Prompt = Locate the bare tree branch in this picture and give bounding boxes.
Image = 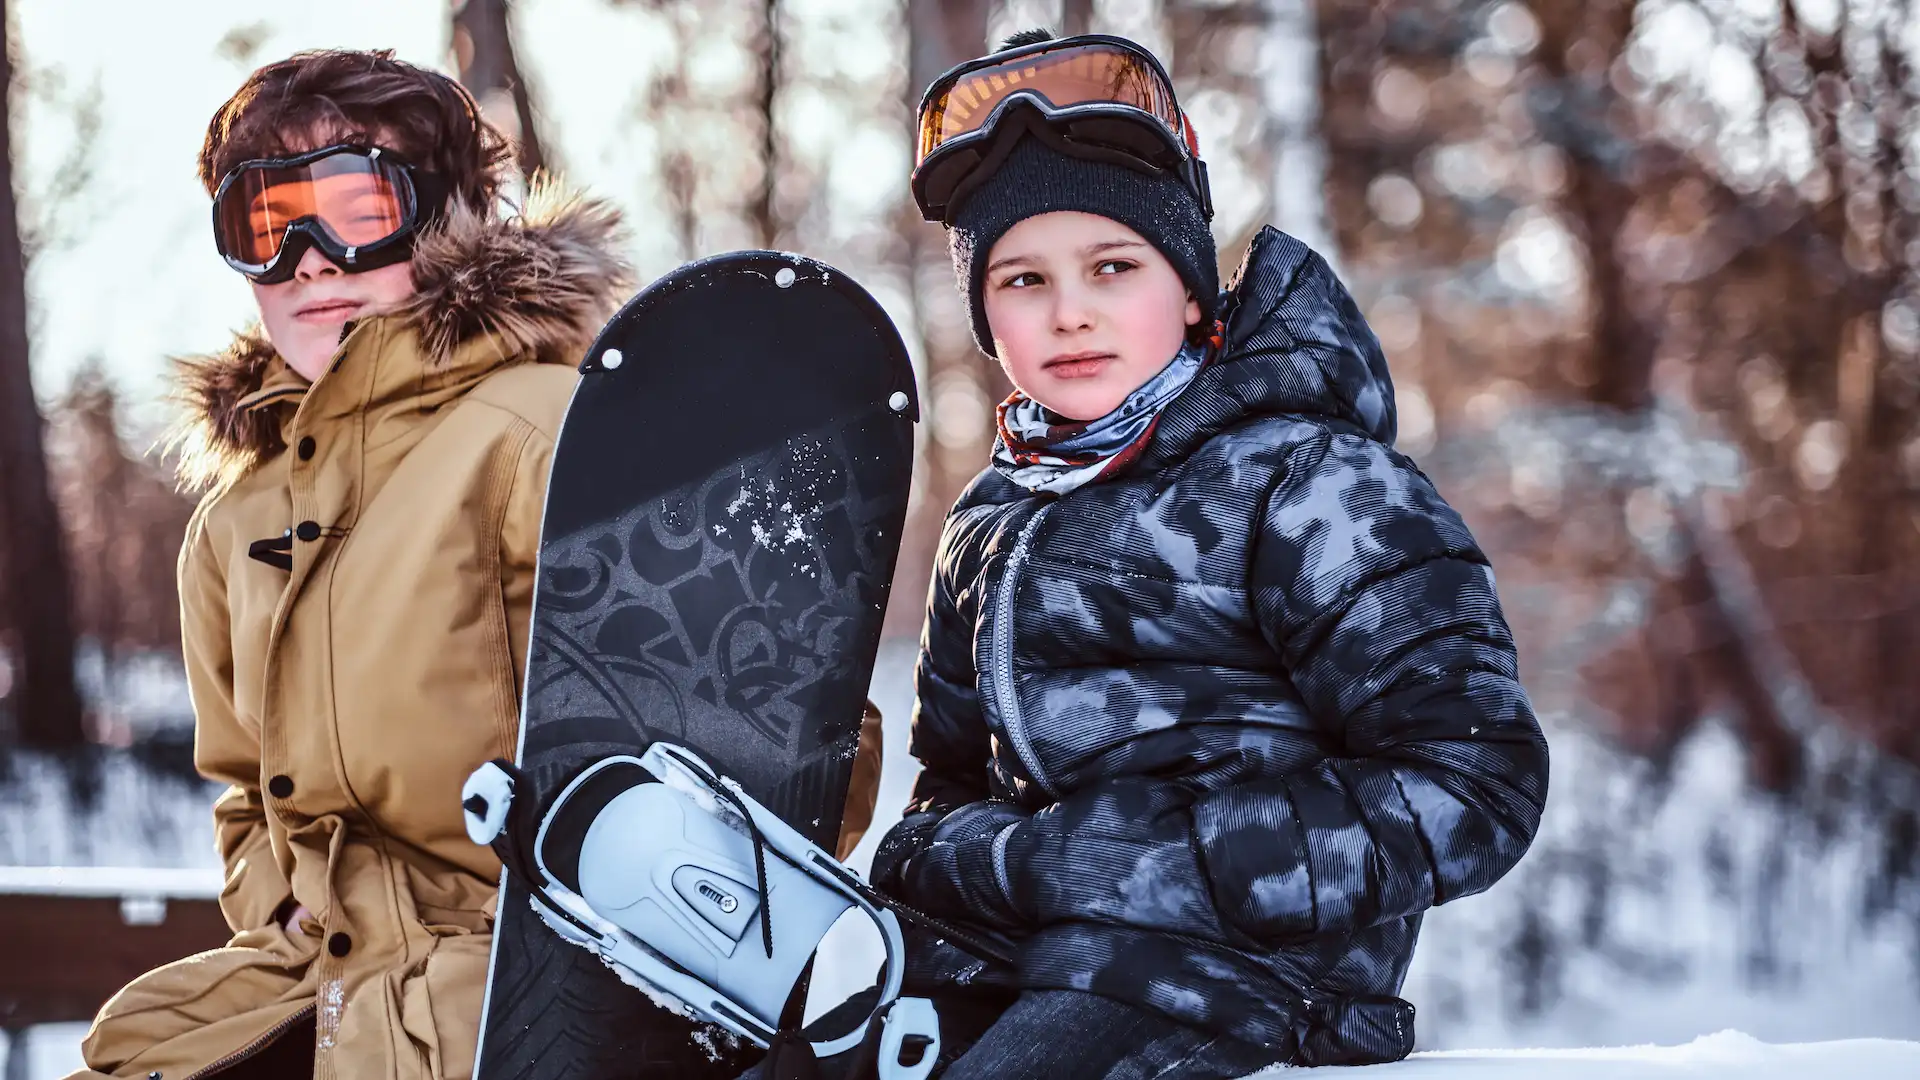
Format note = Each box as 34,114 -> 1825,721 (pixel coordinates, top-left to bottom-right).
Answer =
450,0 -> 549,179
1063,0 -> 1095,36
751,0 -> 782,248
0,0 -> 84,748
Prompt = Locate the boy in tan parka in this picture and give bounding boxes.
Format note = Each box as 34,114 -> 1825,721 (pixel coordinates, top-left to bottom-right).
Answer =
70,49 -> 883,1080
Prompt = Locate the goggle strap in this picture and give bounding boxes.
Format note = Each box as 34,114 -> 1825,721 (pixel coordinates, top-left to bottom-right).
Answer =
940,113 -> 1162,223
935,111 -> 1210,225
410,170 -> 450,224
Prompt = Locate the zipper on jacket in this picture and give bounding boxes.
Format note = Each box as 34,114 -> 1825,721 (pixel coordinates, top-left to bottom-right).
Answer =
992,505 -> 1058,799
180,1002 -> 317,1080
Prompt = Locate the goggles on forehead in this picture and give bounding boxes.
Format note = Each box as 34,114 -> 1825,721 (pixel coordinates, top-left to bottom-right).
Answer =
912,34 -> 1211,224
211,144 -> 443,284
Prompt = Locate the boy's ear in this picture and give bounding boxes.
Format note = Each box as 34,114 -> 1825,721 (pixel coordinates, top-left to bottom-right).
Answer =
1185,294 -> 1202,326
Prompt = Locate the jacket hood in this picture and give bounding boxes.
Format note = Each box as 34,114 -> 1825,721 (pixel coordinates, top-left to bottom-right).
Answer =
1144,226 -> 1397,466
170,181 -> 632,492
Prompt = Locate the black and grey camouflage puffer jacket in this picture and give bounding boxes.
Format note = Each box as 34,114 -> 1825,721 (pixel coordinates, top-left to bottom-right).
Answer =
871,226 -> 1549,1066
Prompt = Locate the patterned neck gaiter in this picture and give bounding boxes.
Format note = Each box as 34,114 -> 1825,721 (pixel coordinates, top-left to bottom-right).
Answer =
992,323 -> 1222,496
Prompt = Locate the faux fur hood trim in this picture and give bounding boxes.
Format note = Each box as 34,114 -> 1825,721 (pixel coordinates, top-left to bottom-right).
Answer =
399,181 -> 632,368
169,180 -> 632,493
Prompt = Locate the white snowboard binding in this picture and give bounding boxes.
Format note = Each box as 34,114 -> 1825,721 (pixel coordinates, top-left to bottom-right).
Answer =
463,744 -> 942,1079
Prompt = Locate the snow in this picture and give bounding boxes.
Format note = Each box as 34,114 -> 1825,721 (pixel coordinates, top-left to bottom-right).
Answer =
6,1026 -> 1915,1079
1401,719 -> 1920,1049
0,751 -> 222,870
0,864 -> 220,898
315,977 -> 345,1052
1,1027 -> 89,1080
1276,1031 -> 1920,1077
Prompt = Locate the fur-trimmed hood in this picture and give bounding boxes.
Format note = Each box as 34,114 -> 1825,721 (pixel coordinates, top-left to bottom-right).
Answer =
171,182 -> 632,491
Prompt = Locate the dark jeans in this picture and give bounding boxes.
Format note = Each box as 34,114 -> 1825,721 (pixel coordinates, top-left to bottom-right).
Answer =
204,1013 -> 316,1079
739,987 -> 1279,1080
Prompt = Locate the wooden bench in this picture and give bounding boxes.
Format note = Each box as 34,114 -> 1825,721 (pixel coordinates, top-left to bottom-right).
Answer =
0,866 -> 228,1030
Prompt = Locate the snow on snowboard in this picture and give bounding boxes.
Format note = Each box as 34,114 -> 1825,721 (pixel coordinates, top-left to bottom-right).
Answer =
463,251 -> 918,1079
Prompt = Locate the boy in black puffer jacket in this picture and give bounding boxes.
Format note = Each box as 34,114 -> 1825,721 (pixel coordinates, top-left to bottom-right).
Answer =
763,30 -> 1549,1080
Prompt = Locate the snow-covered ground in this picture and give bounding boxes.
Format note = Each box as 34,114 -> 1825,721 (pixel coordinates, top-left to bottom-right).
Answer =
1406,720 -> 1920,1048
6,641 -> 1919,1078
0,750 -> 222,870
8,1017 -> 1918,1078
1281,1031 -> 1920,1077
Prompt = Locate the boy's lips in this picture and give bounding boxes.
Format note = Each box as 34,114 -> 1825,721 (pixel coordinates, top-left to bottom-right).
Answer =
294,298 -> 364,322
1045,351 -> 1116,379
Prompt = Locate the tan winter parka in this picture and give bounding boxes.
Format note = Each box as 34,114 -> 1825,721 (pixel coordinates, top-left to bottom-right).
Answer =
71,190 -> 884,1080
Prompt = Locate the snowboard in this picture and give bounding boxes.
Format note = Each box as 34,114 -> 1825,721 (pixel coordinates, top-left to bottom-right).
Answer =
472,251 -> 918,1080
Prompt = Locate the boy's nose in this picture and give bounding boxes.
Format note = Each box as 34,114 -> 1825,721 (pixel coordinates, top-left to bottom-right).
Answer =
1052,286 -> 1096,333
293,243 -> 344,282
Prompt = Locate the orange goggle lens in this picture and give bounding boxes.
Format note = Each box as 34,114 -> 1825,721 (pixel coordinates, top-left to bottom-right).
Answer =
214,153 -> 413,268
916,42 -> 1185,164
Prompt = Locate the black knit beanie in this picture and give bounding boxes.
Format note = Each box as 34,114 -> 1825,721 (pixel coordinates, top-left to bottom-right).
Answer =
948,133 -> 1219,357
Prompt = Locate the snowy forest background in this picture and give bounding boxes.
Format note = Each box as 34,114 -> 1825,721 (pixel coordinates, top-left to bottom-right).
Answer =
1,0 -> 1918,1064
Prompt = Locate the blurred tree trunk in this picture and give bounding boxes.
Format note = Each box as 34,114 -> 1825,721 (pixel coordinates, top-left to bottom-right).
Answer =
64,368 -> 128,672
1259,0 -> 1336,261
1783,1 -> 1919,749
889,0 -> 993,636
908,0 -> 990,101
751,0 -> 782,248
42,366 -> 194,744
1530,0 -> 1652,412
0,0 -> 84,749
1531,0 -> 1803,785
450,0 -> 548,179
1167,0 -> 1325,265
1062,0 -> 1095,36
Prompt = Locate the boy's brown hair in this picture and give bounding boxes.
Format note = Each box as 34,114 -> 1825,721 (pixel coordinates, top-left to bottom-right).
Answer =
199,49 -> 512,214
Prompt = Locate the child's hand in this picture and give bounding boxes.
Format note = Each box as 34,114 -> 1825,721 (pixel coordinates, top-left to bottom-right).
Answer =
929,799 -> 1028,846
983,776 -> 1241,945
899,800 -> 1031,929
870,810 -> 944,894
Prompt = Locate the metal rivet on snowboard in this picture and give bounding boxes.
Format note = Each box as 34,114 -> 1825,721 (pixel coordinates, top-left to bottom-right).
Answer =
775,267 -> 797,288
601,348 -> 624,370
889,392 -> 909,412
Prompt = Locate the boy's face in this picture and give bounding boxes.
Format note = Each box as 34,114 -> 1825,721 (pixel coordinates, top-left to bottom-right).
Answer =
982,211 -> 1200,422
248,128 -> 418,383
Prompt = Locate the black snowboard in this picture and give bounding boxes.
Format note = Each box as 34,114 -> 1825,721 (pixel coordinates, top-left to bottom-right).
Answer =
473,251 -> 917,1080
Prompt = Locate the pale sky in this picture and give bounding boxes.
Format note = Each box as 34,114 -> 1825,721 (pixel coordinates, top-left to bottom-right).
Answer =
15,0 -> 911,434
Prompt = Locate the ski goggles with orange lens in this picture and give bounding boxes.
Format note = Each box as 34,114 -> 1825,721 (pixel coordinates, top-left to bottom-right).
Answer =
212,144 -> 443,284
912,34 -> 1210,224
